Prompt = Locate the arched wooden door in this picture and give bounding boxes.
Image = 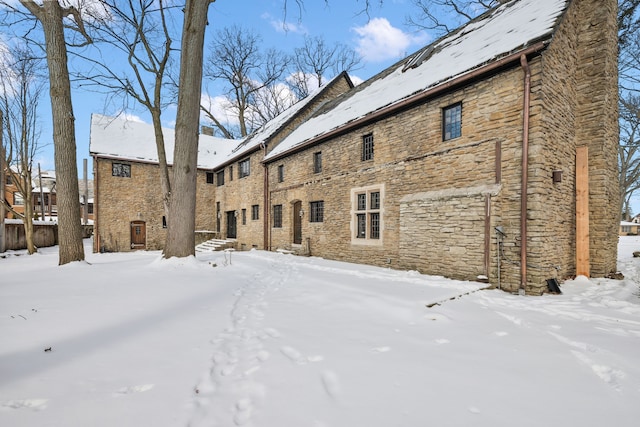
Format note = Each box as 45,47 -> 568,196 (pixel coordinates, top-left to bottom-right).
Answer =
130,221 -> 146,250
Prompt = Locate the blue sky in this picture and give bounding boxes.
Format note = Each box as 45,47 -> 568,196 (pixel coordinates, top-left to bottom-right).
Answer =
26,0 -> 432,178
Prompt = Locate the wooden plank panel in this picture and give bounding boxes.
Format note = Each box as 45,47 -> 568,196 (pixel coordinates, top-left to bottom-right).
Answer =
576,146 -> 590,277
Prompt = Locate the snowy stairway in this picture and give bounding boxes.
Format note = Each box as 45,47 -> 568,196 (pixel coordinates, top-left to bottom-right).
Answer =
195,239 -> 236,253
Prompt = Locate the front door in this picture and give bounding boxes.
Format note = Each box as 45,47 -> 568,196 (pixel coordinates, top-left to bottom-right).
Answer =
293,201 -> 302,245
130,221 -> 146,250
226,211 -> 237,239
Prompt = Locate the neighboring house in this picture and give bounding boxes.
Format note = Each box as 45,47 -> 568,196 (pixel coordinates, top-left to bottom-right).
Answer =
2,167 -> 57,220
620,221 -> 639,236
3,169 -> 24,219
90,0 -> 619,295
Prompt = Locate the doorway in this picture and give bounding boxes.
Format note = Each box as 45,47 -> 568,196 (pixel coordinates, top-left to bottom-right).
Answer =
293,201 -> 302,245
130,221 -> 146,250
226,211 -> 237,239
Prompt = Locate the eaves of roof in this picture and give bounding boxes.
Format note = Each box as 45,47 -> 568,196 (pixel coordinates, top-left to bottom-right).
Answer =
213,71 -> 355,172
263,40 -> 549,165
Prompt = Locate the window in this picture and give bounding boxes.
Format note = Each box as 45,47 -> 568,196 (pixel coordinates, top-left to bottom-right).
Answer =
313,152 -> 322,174
242,209 -> 247,225
252,204 -> 259,220
216,170 -> 225,186
239,159 -> 250,178
13,192 -> 24,206
206,172 -> 214,184
273,205 -> 283,228
310,201 -> 324,223
162,216 -> 167,228
352,185 -> 383,244
112,162 -> 131,178
362,133 -> 374,161
229,165 -> 234,181
88,203 -> 94,214
278,165 -> 284,182
443,102 -> 462,140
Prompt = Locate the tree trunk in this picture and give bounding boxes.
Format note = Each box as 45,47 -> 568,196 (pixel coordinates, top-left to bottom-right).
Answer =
39,1 -> 85,264
150,109 -> 171,217
163,0 -> 211,258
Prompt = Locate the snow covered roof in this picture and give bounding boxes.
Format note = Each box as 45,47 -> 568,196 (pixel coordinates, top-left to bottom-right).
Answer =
216,72 -> 353,167
89,73 -> 351,170
89,114 -> 239,169
265,0 -> 569,161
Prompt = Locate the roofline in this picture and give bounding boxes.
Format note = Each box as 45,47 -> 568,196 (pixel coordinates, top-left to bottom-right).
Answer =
90,153 -> 214,171
263,41 -> 549,164
214,71 -> 355,171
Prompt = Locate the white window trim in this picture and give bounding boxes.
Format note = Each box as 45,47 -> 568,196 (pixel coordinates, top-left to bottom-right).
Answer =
350,183 -> 384,246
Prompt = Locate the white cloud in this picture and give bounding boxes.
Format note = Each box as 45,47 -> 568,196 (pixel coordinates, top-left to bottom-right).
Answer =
261,12 -> 308,34
352,17 -> 429,63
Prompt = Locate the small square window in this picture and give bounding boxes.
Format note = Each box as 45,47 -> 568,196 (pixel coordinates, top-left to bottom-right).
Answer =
310,201 -> 324,222
443,103 -> 462,141
239,159 -> 250,178
313,152 -> 322,174
362,133 -> 374,161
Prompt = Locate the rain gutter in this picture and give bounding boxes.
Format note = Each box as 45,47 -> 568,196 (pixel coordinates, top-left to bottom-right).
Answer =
519,54 -> 531,293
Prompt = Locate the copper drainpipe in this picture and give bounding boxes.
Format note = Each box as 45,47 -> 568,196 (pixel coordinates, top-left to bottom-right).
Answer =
520,54 -> 531,293
261,143 -> 270,251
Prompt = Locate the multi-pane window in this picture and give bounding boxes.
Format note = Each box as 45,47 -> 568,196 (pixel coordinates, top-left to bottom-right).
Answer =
239,159 -> 250,178
112,162 -> 131,178
353,186 -> 382,243
13,192 -> 24,206
216,170 -> 225,186
273,205 -> 283,228
310,201 -> 324,223
252,204 -> 259,220
313,152 -> 322,173
443,102 -> 462,141
206,172 -> 214,184
242,209 -> 247,225
278,165 -> 284,182
362,133 -> 374,161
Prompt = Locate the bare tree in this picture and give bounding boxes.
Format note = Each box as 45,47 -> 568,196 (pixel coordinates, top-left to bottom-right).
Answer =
0,43 -> 46,254
163,0 -> 212,259
202,25 -> 291,138
619,94 -> 640,219
15,0 -> 91,264
79,0 -> 178,217
290,35 -> 360,99
406,0 -> 501,33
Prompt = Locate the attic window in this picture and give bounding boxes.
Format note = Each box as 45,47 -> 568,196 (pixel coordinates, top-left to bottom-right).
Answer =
112,162 -> 131,178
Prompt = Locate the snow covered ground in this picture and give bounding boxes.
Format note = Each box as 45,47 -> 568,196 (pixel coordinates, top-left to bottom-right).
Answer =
1,238 -> 639,427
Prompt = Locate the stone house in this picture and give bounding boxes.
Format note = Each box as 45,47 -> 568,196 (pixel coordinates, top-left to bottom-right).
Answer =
90,115 -> 237,252
90,0 -> 619,295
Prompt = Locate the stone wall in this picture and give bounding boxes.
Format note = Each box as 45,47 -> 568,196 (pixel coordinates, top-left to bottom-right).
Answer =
94,158 -> 216,252
213,74 -> 354,251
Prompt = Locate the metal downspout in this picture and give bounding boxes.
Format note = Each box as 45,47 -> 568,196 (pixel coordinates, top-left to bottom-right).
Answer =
261,143 -> 270,251
520,54 -> 531,293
